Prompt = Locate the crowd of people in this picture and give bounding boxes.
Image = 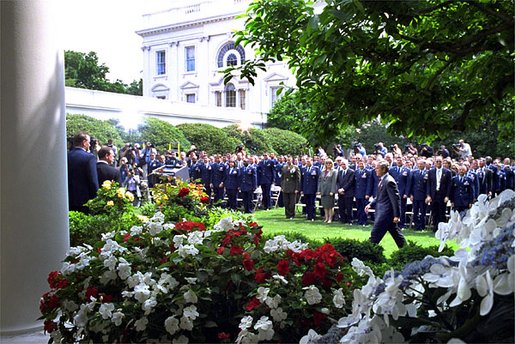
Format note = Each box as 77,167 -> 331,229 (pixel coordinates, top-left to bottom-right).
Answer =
68,132 -> 515,237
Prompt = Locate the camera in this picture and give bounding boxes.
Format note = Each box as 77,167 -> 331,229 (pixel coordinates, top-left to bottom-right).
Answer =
389,145 -> 395,151
374,143 -> 381,152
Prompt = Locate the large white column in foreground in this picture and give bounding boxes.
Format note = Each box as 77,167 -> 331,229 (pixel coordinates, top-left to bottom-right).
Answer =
1,0 -> 69,335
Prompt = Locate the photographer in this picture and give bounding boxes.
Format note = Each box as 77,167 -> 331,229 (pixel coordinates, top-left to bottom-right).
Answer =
419,143 -> 433,158
453,139 -> 472,160
374,142 -> 387,157
437,145 -> 450,159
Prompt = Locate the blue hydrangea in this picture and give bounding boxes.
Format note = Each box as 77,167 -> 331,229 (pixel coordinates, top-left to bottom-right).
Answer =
474,223 -> 515,270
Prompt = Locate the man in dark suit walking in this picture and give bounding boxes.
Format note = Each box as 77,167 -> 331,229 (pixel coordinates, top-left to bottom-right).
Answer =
365,160 -> 405,248
68,132 -> 99,213
426,156 -> 452,232
96,146 -> 121,186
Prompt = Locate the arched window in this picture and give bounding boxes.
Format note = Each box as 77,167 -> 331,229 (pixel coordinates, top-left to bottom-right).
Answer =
217,41 -> 245,68
225,83 -> 236,107
226,53 -> 238,66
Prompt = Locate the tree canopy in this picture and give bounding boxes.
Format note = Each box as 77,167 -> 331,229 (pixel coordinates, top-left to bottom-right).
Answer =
65,51 -> 142,95
229,0 -> 514,143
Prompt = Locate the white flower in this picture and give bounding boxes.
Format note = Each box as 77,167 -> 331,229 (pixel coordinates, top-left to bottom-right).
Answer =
100,270 -> 117,284
183,305 -> 199,320
165,316 -> 180,335
180,316 -> 194,331
185,277 -> 197,285
239,315 -> 254,330
62,300 -> 78,312
158,272 -> 179,292
422,263 -> 456,288
304,285 -> 322,305
214,217 -> 234,231
449,262 -> 472,307
177,244 -> 199,258
147,221 -> 163,236
236,329 -> 257,344
117,258 -> 132,280
270,307 -> 287,322
134,317 -> 148,331
476,270 -> 494,316
272,274 -> 288,284
99,303 -> 115,319
100,239 -> 126,257
183,289 -> 198,303
381,325 -> 405,343
134,283 -> 151,303
130,225 -> 143,236
173,234 -> 187,247
150,211 -> 165,223
254,316 -> 274,341
351,258 -> 374,277
187,231 -> 205,245
265,294 -> 281,309
142,298 -> 157,314
493,254 -> 515,295
101,231 -> 115,241
299,329 -> 321,344
256,287 -> 270,303
333,288 -> 346,308
112,311 -> 124,326
103,255 -> 118,271
73,304 -> 90,328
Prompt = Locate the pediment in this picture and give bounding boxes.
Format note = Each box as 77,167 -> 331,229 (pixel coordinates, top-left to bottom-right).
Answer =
263,72 -> 288,82
180,81 -> 199,89
151,83 -> 170,92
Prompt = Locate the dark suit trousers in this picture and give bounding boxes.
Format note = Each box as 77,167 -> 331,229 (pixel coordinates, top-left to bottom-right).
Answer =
355,198 -> 367,225
412,199 -> 426,230
338,196 -> 353,223
283,192 -> 296,218
261,183 -> 272,209
226,188 -> 238,210
431,192 -> 447,231
304,194 -> 316,220
213,186 -> 225,204
399,197 -> 407,228
241,190 -> 254,213
370,217 -> 405,248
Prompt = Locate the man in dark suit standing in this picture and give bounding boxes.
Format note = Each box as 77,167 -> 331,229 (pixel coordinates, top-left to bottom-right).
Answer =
301,157 -> 319,221
68,132 -> 99,213
96,146 -> 121,185
336,159 -> 355,224
281,156 -> 301,219
257,153 -> 276,210
365,160 -> 405,248
426,156 -> 452,232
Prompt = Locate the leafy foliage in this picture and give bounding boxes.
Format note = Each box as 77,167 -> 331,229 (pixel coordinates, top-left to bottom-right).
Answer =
176,123 -> 240,155
229,0 -> 514,144
66,114 -> 123,147
137,117 -> 190,154
330,238 -> 387,264
65,51 -> 142,95
388,241 -> 454,271
262,127 -> 309,156
224,124 -> 275,155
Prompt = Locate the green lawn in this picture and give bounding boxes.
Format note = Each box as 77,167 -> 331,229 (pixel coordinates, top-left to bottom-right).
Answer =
253,208 -> 445,258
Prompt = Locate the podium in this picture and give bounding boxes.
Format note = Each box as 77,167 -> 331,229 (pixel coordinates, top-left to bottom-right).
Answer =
159,165 -> 190,182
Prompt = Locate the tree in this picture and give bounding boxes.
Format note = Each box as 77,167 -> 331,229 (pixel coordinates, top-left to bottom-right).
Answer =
224,125 -> 275,155
65,51 -> 142,95
262,128 -> 309,156
176,123 -> 240,155
228,0 -> 514,144
66,114 -> 124,148
266,90 -> 313,132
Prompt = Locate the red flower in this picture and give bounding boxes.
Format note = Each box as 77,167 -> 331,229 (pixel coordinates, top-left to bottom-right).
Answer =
218,332 -> 231,340
85,287 -> 98,301
40,292 -> 60,313
217,246 -> 225,255
245,297 -> 261,311
255,268 -> 268,283
47,271 -> 68,289
200,196 -> 210,204
243,258 -> 255,271
253,229 -> 263,245
123,233 -> 131,242
43,320 -> 57,333
313,311 -> 327,328
230,245 -> 243,256
277,259 -> 290,276
314,262 -> 327,280
178,187 -> 190,197
101,294 -> 113,303
302,271 -> 317,286
175,221 -> 206,231
336,272 -> 344,283
249,221 -> 259,228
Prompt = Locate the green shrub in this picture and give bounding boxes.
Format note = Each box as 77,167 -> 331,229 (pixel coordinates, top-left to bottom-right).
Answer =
138,117 -> 190,154
66,113 -> 124,148
176,123 -> 240,155
262,127 -> 309,156
224,125 -> 275,155
388,241 -> 455,271
329,238 -> 387,264
262,231 -> 321,248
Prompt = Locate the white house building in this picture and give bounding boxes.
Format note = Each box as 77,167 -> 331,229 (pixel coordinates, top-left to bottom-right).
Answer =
135,0 -> 296,127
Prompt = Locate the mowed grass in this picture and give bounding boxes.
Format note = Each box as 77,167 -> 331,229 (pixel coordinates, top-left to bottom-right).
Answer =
253,207 -> 446,258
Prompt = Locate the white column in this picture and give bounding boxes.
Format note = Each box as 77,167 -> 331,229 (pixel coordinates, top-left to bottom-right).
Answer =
1,0 -> 69,335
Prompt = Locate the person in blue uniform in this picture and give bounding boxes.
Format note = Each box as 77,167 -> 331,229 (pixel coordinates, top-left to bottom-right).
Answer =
450,165 -> 474,218
354,159 -> 372,226
189,155 -> 202,182
485,156 -> 499,195
477,158 -> 493,197
281,156 -> 301,219
147,152 -> 163,188
426,156 -> 452,232
198,155 -> 213,202
257,153 -> 276,210
389,156 -> 411,229
274,156 -> 285,207
409,159 -> 429,230
301,157 -> 319,221
211,155 -> 226,205
225,160 -> 240,210
336,159 -> 355,224
239,157 -> 257,213
502,158 -> 514,191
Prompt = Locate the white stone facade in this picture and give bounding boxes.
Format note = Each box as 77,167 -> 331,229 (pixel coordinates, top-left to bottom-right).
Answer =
136,0 -> 295,126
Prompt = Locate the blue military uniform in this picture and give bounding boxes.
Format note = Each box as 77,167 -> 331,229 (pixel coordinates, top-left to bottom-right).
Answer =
301,165 -> 319,220
450,175 -> 474,217
389,165 -> 412,229
239,164 -> 257,213
354,167 -> 372,225
257,159 -> 276,209
225,166 -> 240,210
466,169 -> 479,201
409,168 -> 428,230
211,162 -> 227,204
189,161 -> 202,182
198,161 -> 213,201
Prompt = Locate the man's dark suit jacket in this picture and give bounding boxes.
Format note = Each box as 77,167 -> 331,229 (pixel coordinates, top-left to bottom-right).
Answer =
426,167 -> 452,200
373,173 -> 400,221
97,161 -> 121,185
68,147 -> 99,212
336,168 -> 355,197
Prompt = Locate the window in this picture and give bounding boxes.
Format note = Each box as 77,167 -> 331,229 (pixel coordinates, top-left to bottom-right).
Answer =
185,46 -> 195,72
227,53 -> 238,66
186,94 -> 196,103
225,83 -> 236,107
156,96 -> 166,100
239,90 -> 246,110
156,50 -> 166,75
215,91 -> 222,107
270,86 -> 281,108
217,41 -> 245,68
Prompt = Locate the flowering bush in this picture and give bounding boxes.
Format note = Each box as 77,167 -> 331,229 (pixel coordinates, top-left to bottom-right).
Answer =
307,189 -> 515,343
152,179 -> 209,222
86,181 -> 135,215
40,213 -> 360,343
